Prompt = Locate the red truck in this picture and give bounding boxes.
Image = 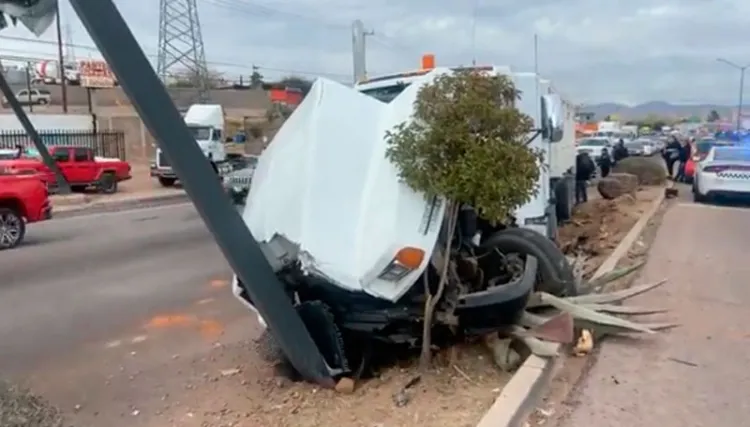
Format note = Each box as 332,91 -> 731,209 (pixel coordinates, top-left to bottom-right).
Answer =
0,173 -> 52,250
0,146 -> 131,193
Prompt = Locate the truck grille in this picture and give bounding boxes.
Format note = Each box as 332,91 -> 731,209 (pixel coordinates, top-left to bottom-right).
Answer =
158,151 -> 170,167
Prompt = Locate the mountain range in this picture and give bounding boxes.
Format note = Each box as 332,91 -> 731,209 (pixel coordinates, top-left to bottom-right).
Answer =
582,102 -> 744,121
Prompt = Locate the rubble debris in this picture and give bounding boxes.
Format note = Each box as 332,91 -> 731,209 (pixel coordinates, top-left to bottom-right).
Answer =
0,380 -> 67,427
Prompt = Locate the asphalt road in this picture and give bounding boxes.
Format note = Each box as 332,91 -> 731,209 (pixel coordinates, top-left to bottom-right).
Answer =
0,203 -> 250,377
558,187 -> 750,427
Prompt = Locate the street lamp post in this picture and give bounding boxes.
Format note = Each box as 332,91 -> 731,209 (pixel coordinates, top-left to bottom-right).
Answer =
717,58 -> 749,131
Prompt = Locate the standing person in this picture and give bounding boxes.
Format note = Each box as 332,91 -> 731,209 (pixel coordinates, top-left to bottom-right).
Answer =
575,151 -> 596,205
612,139 -> 629,164
675,138 -> 692,182
663,136 -> 681,179
598,147 -> 612,178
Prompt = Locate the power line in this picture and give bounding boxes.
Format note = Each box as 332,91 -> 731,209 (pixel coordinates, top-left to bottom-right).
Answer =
0,34 -> 349,78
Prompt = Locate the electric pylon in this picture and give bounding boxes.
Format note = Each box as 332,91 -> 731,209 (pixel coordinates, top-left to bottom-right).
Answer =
156,0 -> 210,102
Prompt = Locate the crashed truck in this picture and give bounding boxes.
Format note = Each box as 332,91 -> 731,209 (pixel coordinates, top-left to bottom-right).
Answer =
231,65 -> 577,376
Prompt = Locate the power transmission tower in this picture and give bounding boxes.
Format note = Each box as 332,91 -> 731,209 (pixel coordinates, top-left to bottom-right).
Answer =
157,0 -> 210,102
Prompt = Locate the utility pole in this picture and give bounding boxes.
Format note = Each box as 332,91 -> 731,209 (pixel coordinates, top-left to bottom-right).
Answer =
55,1 -> 68,113
351,20 -> 374,84
717,58 -> 749,131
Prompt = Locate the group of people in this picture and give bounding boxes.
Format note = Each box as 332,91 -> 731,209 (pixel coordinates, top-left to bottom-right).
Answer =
661,135 -> 692,182
574,139 -> 630,204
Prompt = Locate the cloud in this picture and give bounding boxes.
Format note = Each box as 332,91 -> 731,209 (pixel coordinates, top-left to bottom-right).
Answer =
1,0 -> 749,105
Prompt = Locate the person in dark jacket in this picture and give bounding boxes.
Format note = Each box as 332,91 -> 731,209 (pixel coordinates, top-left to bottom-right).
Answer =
663,136 -> 681,179
597,148 -> 612,178
575,151 -> 596,204
612,139 -> 629,163
675,139 -> 693,182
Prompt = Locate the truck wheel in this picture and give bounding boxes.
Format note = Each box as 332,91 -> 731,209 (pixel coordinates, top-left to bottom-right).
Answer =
0,207 -> 26,250
158,177 -> 177,187
482,227 -> 577,296
99,172 -> 118,194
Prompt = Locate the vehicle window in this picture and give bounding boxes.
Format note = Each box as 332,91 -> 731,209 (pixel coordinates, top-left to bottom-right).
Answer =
213,129 -> 222,141
52,149 -> 70,162
38,89 -> 51,95
187,126 -> 212,141
247,156 -> 258,168
73,147 -> 90,161
696,141 -> 715,155
359,82 -> 410,103
17,90 -> 27,96
714,148 -> 750,162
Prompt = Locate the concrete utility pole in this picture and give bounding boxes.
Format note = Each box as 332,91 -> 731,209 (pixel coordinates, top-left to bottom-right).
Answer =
351,20 -> 374,84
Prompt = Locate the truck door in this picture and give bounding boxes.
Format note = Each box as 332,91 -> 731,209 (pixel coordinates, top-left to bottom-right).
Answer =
51,148 -> 74,182
72,147 -> 97,183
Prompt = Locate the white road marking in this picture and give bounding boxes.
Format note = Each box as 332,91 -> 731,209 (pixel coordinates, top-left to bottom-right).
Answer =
130,335 -> 148,344
104,340 -> 122,348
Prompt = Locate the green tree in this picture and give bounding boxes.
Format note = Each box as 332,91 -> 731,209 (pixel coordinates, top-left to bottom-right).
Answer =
385,70 -> 543,369
707,109 -> 721,122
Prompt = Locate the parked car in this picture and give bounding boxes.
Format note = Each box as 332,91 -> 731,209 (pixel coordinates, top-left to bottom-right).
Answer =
576,137 -> 610,161
223,155 -> 259,205
693,146 -> 750,203
0,172 -> 52,249
1,88 -> 52,106
0,146 -> 131,193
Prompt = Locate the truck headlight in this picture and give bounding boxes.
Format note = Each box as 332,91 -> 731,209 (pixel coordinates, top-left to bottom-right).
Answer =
378,247 -> 425,281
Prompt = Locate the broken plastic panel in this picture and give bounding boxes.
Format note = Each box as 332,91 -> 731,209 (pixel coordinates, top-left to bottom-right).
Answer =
60,0 -> 335,385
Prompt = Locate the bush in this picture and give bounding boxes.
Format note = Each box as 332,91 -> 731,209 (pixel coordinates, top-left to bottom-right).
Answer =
613,157 -> 667,185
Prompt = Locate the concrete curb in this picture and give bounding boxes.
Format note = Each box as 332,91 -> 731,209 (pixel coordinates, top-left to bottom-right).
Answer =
476,189 -> 667,427
53,192 -> 188,217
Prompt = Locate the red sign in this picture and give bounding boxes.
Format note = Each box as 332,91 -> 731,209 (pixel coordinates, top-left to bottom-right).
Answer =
79,59 -> 115,88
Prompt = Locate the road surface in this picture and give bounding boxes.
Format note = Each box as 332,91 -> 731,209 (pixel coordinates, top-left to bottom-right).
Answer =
0,203 -> 263,425
557,194 -> 750,427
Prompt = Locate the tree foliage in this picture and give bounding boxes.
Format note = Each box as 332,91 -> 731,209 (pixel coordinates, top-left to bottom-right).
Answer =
385,70 -> 543,224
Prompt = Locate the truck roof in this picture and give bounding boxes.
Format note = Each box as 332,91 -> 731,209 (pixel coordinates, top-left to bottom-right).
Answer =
355,65 -> 513,91
184,104 -> 224,127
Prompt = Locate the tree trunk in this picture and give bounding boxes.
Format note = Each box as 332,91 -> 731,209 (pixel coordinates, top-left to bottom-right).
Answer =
419,202 -> 459,371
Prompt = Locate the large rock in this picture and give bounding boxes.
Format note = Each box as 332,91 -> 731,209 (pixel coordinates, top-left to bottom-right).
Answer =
613,157 -> 667,185
597,173 -> 638,199
609,172 -> 638,194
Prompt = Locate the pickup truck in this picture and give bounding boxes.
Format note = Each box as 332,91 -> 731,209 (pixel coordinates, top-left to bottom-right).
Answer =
0,146 -> 131,193
0,173 -> 52,250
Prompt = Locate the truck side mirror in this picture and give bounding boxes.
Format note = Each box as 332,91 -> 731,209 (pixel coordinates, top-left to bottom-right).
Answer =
541,94 -> 564,143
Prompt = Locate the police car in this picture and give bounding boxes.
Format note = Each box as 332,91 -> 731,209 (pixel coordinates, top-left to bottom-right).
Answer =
693,145 -> 750,203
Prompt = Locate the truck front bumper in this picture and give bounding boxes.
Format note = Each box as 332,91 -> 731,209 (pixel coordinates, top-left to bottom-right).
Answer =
152,167 -> 177,179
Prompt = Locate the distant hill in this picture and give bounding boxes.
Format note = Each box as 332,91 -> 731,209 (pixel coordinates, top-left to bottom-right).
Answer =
582,102 -> 744,121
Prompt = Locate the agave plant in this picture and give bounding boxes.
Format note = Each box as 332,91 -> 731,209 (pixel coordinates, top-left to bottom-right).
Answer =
487,261 -> 678,371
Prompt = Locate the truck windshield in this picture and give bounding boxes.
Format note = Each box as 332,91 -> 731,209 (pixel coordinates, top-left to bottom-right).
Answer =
358,82 -> 410,103
188,126 -> 212,141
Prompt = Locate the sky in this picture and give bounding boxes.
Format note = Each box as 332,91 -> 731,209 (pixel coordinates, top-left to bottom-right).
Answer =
1,0 -> 750,105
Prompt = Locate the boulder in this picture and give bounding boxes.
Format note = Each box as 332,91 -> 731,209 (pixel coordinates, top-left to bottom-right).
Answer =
608,172 -> 638,194
597,177 -> 624,200
613,157 -> 667,185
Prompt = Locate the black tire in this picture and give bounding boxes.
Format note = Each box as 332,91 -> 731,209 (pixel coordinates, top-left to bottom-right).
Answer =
158,177 -> 177,187
482,227 -> 577,296
99,172 -> 118,194
554,179 -> 572,222
0,207 -> 26,250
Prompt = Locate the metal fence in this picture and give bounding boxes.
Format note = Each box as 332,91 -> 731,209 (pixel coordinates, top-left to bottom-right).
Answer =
0,129 -> 126,159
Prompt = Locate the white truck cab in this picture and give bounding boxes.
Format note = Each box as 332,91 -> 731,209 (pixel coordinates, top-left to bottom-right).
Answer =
353,63 -> 573,239
152,104 -> 227,186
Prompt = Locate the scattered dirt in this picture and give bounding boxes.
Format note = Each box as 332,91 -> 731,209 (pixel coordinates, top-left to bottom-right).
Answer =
133,342 -> 511,427
527,190 -> 673,427
557,186 -> 662,278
